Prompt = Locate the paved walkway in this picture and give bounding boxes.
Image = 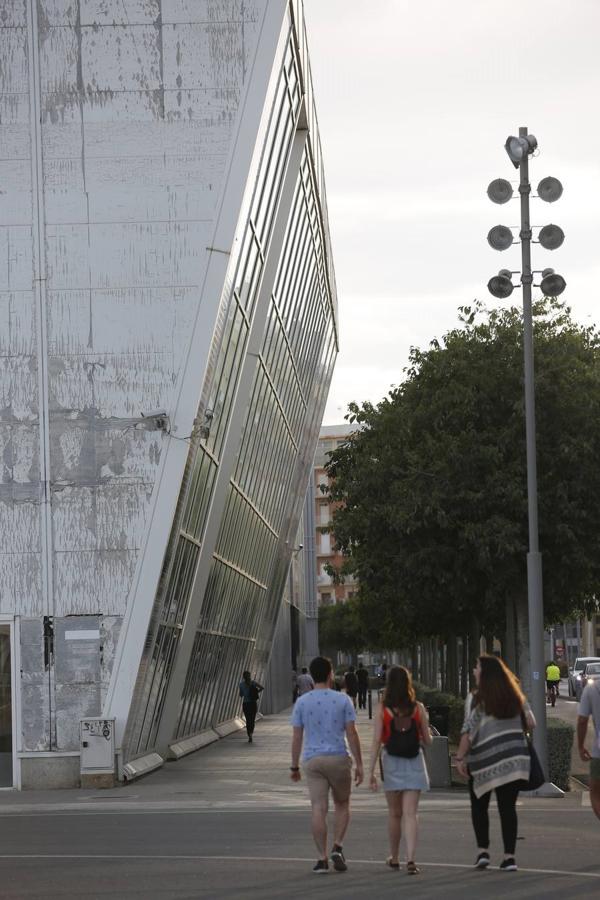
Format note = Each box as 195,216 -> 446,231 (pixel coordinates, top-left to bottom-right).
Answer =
0,706 -> 384,814
0,699 -> 587,814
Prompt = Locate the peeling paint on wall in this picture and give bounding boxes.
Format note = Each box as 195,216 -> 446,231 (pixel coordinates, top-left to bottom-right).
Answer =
2,0 -> 265,760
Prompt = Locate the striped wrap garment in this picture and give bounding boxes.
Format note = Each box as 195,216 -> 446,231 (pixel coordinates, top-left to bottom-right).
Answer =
464,705 -> 530,798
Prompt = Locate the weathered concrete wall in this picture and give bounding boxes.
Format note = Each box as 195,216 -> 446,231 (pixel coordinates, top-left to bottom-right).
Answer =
1,0 -> 265,768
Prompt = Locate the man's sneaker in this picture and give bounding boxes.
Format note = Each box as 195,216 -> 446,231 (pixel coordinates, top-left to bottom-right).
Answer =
475,852 -> 490,868
313,859 -> 329,874
499,858 -> 518,871
330,846 -> 347,872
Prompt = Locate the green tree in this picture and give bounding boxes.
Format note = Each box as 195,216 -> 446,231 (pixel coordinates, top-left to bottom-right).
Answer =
325,299 -> 600,686
318,599 -> 366,661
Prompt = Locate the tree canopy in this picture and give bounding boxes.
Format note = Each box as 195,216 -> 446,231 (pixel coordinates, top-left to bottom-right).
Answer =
317,599 -> 365,660
324,299 -> 600,656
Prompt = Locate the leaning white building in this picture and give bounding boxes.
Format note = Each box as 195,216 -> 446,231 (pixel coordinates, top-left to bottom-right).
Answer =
0,0 -> 337,788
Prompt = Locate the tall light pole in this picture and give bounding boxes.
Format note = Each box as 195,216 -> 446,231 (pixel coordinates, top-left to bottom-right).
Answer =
487,128 -> 566,778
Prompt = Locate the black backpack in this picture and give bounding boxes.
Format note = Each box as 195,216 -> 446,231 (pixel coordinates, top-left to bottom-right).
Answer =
385,706 -> 420,758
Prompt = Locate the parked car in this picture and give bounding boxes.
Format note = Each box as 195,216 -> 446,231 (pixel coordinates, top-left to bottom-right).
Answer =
575,661 -> 600,701
568,656 -> 600,698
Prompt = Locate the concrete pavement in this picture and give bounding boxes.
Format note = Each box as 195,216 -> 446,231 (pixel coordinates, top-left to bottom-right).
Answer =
0,705 -> 599,898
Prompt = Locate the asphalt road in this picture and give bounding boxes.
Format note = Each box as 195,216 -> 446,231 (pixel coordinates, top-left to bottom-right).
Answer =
1,799 -> 599,899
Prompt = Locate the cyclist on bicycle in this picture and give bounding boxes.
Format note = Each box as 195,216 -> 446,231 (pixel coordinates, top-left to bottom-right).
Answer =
546,661 -> 561,705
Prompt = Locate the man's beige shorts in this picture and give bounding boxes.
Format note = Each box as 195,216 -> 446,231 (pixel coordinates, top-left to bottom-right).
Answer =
303,755 -> 352,805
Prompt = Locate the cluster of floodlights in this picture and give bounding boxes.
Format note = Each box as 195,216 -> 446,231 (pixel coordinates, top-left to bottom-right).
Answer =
486,134 -> 566,300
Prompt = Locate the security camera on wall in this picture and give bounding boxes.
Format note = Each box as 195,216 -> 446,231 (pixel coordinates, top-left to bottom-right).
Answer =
140,410 -> 170,432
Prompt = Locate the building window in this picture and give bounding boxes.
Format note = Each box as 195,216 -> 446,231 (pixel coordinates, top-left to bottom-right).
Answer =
320,592 -> 332,605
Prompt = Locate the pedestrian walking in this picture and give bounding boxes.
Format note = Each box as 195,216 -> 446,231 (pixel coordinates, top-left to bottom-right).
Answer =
368,665 -> 432,874
239,670 -> 263,743
455,654 -> 536,872
344,665 -> 359,709
290,656 -> 364,873
356,660 -> 369,710
577,676 -> 600,821
296,666 -> 314,696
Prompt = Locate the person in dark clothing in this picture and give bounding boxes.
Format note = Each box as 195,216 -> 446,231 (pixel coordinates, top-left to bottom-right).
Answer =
356,661 -> 369,710
344,666 -> 359,709
239,670 -> 263,743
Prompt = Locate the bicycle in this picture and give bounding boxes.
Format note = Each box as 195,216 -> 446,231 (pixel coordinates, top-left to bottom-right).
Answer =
547,682 -> 558,707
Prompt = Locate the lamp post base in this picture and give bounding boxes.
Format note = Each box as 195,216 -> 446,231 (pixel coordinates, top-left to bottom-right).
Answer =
521,781 -> 564,798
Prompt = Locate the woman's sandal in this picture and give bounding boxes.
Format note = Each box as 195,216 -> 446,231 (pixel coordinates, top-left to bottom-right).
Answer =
386,857 -> 400,869
406,861 -> 421,875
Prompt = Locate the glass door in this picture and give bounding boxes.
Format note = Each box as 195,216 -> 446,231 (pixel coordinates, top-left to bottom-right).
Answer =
0,625 -> 13,787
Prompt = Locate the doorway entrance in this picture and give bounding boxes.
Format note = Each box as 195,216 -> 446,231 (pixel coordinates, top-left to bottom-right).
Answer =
0,624 -> 13,787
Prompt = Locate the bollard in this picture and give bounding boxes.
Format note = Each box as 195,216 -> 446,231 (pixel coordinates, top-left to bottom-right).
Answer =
368,689 -> 373,719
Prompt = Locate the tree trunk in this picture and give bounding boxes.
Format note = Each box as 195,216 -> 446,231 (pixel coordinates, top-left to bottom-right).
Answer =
423,640 -> 430,686
468,619 -> 480,691
411,644 -> 419,680
515,595 -> 531,696
503,596 -> 517,672
440,641 -> 446,693
424,638 -> 434,687
446,635 -> 458,696
460,635 -> 468,698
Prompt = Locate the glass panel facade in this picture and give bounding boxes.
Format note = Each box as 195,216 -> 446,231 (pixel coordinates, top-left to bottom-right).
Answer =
123,5 -> 338,760
175,144 -> 337,740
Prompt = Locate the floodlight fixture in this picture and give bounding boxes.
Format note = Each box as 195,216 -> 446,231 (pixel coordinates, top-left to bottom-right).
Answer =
540,268 -> 566,297
537,176 -> 563,203
487,225 -> 514,251
505,133 -> 538,168
488,270 -> 514,299
487,178 -> 514,204
538,224 -> 565,251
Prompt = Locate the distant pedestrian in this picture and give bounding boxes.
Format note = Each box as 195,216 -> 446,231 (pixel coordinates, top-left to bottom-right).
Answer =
292,668 -> 299,703
290,656 -> 364,873
455,655 -> 536,872
577,676 -> 600,820
356,660 -> 369,710
239,670 -> 263,743
344,665 -> 358,709
296,666 -> 314,696
368,665 -> 432,874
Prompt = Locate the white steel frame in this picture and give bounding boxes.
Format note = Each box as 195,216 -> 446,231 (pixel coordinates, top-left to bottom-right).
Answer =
104,1 -> 290,763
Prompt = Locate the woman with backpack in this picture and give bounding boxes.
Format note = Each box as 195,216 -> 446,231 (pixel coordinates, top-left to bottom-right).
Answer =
455,655 -> 536,872
239,671 -> 263,743
368,665 -> 432,874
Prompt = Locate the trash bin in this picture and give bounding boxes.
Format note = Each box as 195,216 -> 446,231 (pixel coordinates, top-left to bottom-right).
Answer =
427,705 -> 450,737
425,736 -> 452,788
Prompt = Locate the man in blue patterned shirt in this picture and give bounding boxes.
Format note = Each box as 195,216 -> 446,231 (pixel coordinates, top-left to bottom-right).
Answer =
290,656 -> 363,873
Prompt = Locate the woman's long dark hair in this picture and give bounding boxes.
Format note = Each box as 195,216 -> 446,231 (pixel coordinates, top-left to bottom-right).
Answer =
383,665 -> 416,712
475,654 -> 525,718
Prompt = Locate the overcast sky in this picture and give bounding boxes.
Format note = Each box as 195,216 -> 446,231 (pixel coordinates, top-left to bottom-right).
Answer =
303,0 -> 600,425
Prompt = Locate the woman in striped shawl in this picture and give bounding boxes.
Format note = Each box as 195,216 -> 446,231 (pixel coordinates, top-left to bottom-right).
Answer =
455,655 -> 536,872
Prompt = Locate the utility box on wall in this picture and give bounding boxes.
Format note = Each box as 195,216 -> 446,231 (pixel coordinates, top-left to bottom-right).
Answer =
80,718 -> 116,788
